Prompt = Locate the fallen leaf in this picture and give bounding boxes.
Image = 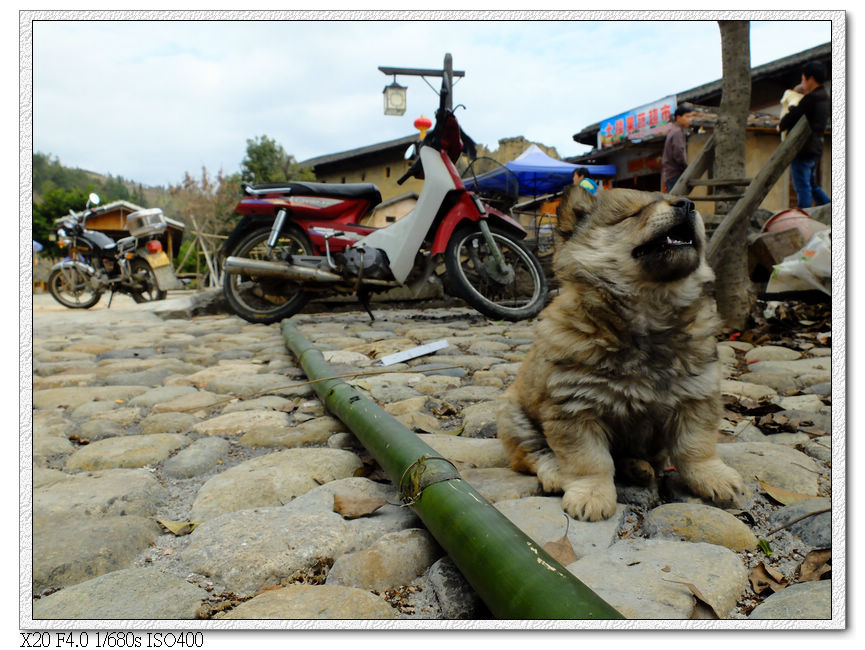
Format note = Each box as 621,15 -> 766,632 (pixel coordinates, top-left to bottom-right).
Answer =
156,519 -> 201,536
333,493 -> 388,519
431,402 -> 459,418
543,534 -> 578,566
749,562 -> 788,594
664,579 -> 721,619
745,403 -> 784,416
758,480 -> 815,505
799,548 -> 831,582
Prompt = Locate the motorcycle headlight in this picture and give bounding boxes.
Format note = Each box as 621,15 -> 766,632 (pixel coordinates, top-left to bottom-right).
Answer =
56,228 -> 67,238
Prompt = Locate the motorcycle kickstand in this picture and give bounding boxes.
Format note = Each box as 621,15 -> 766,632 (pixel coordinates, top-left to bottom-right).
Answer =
106,289 -> 116,309
358,289 -> 376,322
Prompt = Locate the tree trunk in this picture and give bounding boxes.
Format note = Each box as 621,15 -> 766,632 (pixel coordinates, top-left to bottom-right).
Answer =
712,20 -> 752,330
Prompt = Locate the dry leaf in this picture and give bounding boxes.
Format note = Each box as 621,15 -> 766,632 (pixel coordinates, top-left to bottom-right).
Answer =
758,480 -> 816,505
542,535 -> 578,566
799,548 -> 831,582
156,519 -> 200,536
749,562 -> 788,594
664,579 -> 721,619
333,493 -> 388,519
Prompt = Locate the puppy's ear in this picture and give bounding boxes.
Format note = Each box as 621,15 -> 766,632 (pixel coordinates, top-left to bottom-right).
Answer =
556,184 -> 596,237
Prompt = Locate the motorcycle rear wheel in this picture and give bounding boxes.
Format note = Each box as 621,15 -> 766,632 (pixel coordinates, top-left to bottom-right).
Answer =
48,265 -> 102,309
129,259 -> 168,303
444,224 -> 548,321
222,226 -> 313,324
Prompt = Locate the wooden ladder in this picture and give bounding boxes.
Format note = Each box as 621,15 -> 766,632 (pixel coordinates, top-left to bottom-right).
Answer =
669,116 -> 811,266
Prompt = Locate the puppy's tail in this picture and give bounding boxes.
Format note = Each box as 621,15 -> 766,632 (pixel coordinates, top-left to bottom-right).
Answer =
497,396 -> 552,474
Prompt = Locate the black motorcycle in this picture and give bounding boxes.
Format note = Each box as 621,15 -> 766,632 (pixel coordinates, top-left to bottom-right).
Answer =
47,193 -> 182,309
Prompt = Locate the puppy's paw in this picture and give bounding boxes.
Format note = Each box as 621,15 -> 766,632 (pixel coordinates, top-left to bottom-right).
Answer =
535,454 -> 568,493
615,457 -> 656,487
561,476 -> 618,521
679,458 -> 745,506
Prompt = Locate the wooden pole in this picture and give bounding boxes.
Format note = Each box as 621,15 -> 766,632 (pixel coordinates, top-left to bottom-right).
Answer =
189,215 -> 219,287
670,133 -> 716,196
706,116 -> 811,265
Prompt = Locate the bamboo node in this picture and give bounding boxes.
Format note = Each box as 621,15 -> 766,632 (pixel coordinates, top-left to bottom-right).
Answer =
398,455 -> 459,506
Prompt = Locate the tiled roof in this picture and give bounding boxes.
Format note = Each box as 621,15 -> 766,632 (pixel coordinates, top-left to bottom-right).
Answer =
299,135 -> 418,169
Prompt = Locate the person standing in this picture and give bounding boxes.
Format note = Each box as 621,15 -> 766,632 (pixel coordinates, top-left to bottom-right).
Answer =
778,61 -> 830,208
661,106 -> 693,193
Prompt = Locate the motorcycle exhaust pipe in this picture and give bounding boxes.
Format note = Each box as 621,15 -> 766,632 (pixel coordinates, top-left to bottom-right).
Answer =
224,256 -> 401,288
224,256 -> 342,283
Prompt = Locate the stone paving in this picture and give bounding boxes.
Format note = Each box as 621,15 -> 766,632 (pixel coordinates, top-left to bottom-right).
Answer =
27,291 -> 835,623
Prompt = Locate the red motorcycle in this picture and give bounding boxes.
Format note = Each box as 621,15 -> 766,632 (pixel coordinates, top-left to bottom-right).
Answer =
220,72 -> 547,324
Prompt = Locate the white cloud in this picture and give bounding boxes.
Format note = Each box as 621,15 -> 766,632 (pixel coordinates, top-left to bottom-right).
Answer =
29,16 -> 833,186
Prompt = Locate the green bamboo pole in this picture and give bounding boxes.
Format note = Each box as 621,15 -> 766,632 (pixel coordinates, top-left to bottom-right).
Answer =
281,320 -> 623,620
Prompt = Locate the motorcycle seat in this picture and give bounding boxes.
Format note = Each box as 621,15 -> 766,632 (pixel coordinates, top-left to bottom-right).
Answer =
243,181 -> 382,208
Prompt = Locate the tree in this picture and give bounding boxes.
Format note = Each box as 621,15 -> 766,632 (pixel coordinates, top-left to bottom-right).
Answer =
32,187 -> 90,255
241,135 -> 315,184
167,166 -> 242,237
241,135 -> 288,183
711,20 -> 752,330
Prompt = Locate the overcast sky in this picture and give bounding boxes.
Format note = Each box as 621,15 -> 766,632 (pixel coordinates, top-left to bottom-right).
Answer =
29,13 -> 835,188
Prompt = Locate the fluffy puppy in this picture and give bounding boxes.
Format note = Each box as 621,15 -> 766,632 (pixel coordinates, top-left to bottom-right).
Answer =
497,186 -> 744,521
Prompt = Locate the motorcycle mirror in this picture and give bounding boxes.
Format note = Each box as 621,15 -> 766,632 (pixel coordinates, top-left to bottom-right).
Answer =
88,193 -> 101,207
404,144 -> 415,160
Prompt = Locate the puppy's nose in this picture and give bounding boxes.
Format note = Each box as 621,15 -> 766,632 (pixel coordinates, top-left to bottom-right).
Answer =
672,199 -> 695,215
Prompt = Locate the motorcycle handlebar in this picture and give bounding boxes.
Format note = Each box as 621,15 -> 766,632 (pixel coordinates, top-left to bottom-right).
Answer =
396,157 -> 421,185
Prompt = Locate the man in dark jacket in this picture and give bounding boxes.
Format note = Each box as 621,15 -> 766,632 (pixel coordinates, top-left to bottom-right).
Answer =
662,106 -> 693,193
778,61 -> 830,208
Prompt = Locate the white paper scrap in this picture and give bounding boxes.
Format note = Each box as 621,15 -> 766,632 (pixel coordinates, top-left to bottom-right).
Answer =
376,339 -> 449,366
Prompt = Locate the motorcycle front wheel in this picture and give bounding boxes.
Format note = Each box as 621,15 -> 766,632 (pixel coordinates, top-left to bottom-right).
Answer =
444,224 -> 548,321
222,226 -> 313,325
47,265 -> 101,309
129,258 -> 168,303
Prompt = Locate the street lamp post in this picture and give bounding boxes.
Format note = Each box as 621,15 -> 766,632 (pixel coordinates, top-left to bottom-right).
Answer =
378,53 -> 464,114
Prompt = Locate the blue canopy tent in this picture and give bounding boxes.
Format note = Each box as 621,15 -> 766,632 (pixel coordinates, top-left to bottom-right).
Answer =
463,144 -> 616,197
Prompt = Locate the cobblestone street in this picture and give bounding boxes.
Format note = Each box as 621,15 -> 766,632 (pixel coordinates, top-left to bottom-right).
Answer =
27,290 -> 834,623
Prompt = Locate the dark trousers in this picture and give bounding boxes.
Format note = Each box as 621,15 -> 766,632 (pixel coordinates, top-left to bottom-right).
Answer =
664,174 -> 681,194
791,154 -> 830,208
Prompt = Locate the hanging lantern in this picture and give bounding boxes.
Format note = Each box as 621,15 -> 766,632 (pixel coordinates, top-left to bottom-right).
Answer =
413,115 -> 433,139
382,78 -> 407,116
